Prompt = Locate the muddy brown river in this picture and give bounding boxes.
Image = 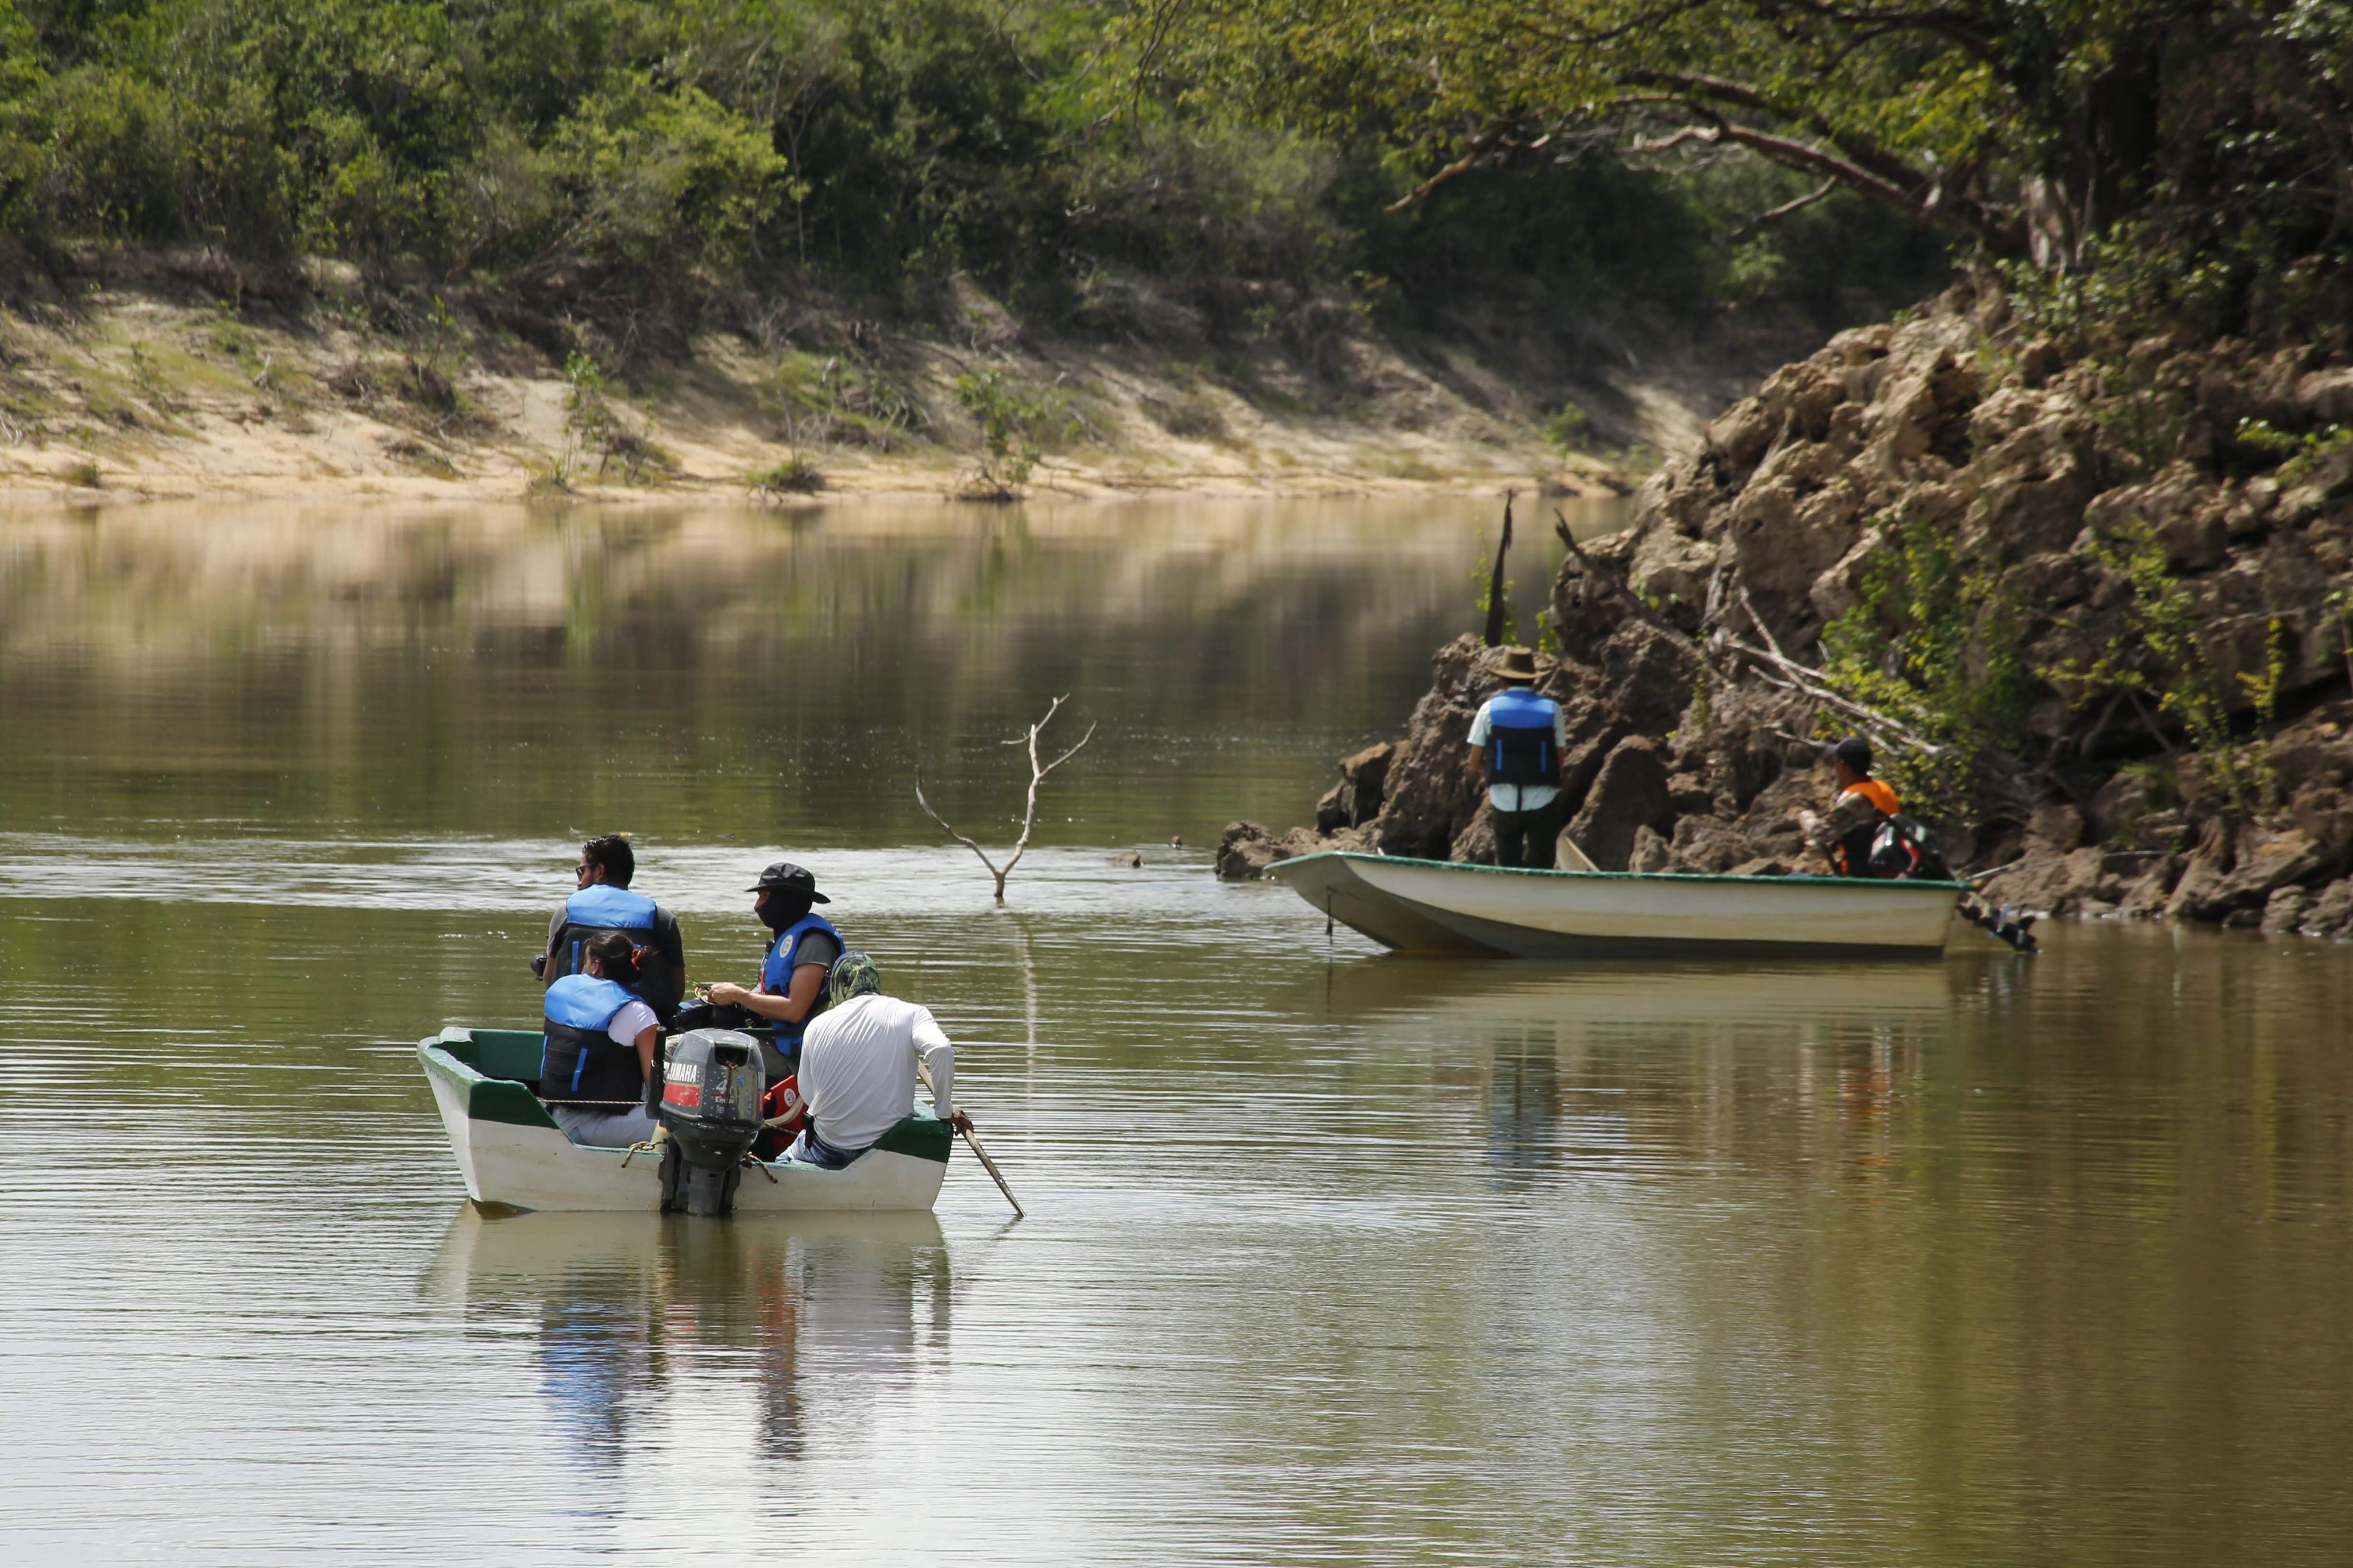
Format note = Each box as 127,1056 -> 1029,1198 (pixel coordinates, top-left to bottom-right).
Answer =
0,499 -> 2347,1565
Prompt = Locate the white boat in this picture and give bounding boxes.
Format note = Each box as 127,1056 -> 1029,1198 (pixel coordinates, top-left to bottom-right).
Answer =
1267,851 -> 1962,957
418,1026 -> 951,1213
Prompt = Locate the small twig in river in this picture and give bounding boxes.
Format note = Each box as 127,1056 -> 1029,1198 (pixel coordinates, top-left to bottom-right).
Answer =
915,695 -> 1097,905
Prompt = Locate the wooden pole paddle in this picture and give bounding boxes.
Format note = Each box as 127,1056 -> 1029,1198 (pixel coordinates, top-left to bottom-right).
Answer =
920,1060 -> 1024,1218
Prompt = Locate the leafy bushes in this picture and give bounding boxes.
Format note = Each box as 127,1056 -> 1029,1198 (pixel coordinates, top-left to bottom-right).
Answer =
506,76 -> 786,304
953,369 -> 1074,496
0,0 -> 1954,339
1819,510 -> 2034,824
2054,519 -> 2284,819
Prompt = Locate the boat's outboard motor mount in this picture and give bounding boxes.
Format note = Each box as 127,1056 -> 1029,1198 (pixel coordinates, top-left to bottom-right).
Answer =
669,998 -> 794,1083
656,1028 -> 766,1216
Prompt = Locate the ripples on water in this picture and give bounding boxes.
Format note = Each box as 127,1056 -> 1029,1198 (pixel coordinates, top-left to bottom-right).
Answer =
2,504 -> 2350,1564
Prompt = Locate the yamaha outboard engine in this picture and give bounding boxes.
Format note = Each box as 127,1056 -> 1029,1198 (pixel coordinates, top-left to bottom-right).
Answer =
656,1028 -> 766,1216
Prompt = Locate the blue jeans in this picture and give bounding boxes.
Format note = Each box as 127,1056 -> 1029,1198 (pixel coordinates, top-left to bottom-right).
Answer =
553,1107 -> 659,1148
784,1127 -> 867,1168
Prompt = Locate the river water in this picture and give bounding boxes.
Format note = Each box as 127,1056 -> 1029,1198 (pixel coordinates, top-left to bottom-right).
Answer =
1,500 -> 2348,1565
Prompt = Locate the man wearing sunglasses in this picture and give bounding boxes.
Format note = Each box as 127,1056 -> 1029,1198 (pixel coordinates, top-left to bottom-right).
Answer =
534,833 -> 688,1023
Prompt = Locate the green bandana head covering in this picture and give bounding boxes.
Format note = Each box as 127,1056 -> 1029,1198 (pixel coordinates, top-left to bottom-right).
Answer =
826,949 -> 882,1007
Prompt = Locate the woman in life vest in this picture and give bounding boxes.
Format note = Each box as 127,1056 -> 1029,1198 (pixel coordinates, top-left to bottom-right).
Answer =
539,932 -> 662,1148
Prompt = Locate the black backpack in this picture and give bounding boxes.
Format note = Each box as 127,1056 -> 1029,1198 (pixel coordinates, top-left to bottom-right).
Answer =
1868,814 -> 1953,881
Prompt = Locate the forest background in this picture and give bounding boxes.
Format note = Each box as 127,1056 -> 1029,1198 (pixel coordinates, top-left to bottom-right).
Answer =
0,0 -> 1968,501
0,0 -> 1951,337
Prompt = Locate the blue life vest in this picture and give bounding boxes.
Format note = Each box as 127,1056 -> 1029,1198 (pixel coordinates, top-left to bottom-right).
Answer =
539,974 -> 646,1102
1486,687 -> 1560,789
546,883 -> 677,1021
759,913 -> 842,1048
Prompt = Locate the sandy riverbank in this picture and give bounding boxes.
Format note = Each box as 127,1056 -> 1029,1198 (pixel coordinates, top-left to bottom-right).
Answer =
0,254 -> 1815,508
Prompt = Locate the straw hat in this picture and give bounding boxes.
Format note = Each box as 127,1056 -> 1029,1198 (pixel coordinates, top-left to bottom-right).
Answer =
1492,645 -> 1538,682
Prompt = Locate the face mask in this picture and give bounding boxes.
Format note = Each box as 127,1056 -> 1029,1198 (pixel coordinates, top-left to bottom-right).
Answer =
759,894 -> 813,932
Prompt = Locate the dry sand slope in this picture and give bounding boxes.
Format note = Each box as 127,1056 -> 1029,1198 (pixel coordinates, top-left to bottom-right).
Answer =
0,255 -> 1807,507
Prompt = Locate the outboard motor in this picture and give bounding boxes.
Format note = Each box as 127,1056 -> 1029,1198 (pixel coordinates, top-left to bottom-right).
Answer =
669,998 -> 794,1083
656,1028 -> 766,1216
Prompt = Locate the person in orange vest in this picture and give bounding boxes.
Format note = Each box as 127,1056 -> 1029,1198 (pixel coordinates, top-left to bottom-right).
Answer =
1808,736 -> 1900,876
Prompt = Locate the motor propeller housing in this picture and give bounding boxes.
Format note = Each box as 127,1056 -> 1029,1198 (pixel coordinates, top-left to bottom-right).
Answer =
656,1028 -> 766,1216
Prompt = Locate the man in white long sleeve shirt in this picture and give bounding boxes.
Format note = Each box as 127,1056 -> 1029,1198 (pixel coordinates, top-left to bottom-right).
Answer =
787,950 -> 970,1168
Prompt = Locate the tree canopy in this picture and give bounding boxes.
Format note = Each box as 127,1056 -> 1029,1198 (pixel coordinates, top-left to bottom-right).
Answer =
0,0 -> 1953,334
1144,0 -> 2353,274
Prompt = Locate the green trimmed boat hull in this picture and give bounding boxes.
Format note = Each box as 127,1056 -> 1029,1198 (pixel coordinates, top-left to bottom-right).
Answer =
418,1027 -> 952,1213
1268,852 -> 1964,958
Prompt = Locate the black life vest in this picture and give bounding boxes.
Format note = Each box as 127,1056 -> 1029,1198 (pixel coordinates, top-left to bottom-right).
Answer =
1486,688 -> 1559,789
546,883 -> 677,1021
539,974 -> 647,1102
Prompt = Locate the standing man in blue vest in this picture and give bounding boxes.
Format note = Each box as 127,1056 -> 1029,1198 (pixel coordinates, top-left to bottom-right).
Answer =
704,862 -> 844,1056
1464,646 -> 1570,868
537,833 -> 689,1024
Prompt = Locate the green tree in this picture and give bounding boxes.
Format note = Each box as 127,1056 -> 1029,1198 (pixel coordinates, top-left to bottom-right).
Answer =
1144,0 -> 2353,274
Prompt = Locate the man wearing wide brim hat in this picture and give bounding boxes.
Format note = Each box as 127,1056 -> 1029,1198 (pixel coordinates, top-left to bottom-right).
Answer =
1464,645 -> 1570,868
704,861 -> 846,1052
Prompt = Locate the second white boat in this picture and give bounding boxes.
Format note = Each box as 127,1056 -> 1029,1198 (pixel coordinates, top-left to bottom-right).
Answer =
1267,851 -> 1962,957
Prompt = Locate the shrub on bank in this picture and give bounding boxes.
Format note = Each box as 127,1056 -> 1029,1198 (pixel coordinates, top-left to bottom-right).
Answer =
0,0 -> 1953,341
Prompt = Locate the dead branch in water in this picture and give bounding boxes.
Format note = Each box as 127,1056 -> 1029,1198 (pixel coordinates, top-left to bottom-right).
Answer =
914,695 -> 1097,905
1484,489 -> 1515,647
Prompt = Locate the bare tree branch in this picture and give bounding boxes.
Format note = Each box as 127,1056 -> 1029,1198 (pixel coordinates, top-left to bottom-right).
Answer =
1386,119 -> 1519,210
1556,509 -> 1705,659
919,697 -> 1097,904
1626,68 -> 1927,189
1730,586 -> 1945,753
1612,68 -> 2026,253
915,768 -> 1007,891
1555,509 -> 1945,757
1729,639 -> 1945,754
1726,177 -> 1838,240
1631,115 -> 1920,209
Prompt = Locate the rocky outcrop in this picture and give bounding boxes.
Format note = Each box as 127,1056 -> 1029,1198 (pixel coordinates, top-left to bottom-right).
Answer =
1215,821 -> 1278,881
1215,818 -> 1367,880
1239,280 -> 2353,932
1314,742 -> 1394,833
1566,737 -> 1672,871
1227,635 -> 1823,879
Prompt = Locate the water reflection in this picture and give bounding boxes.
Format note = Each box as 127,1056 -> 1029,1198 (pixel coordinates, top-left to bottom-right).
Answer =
0,497 -> 1623,847
1288,956 -> 1961,1183
428,1211 -> 950,1478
